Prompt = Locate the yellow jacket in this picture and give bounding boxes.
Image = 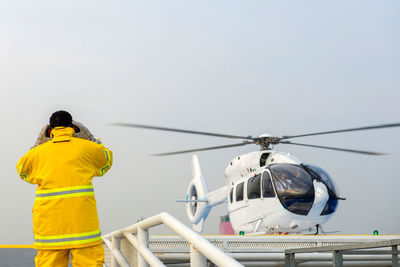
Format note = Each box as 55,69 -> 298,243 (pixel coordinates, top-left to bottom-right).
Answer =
16,127 -> 113,250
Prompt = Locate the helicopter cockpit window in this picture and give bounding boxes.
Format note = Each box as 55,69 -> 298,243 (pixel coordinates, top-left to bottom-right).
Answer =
230,187 -> 233,203
262,171 -> 276,198
307,165 -> 338,215
236,182 -> 244,202
270,164 -> 315,215
247,174 -> 261,199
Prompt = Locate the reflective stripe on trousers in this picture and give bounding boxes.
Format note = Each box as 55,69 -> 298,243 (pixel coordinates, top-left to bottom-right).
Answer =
34,230 -> 102,247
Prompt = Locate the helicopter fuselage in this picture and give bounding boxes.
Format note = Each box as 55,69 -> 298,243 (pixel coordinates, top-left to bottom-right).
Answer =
112,121 -> 399,234
224,150 -> 339,234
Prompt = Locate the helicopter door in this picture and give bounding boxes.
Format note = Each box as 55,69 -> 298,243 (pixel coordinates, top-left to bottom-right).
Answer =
236,182 -> 244,202
262,171 -> 276,198
247,174 -> 261,199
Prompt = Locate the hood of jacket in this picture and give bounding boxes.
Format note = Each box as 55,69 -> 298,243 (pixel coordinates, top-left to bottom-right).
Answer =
50,127 -> 75,142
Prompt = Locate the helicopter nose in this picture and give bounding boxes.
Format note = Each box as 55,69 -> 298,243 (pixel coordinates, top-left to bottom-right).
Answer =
308,180 -> 329,217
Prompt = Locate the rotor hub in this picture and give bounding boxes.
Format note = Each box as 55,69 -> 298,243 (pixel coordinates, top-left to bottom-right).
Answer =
256,134 -> 281,150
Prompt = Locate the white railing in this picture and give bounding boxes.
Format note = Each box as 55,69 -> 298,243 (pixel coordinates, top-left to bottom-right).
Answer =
102,212 -> 243,267
285,238 -> 400,267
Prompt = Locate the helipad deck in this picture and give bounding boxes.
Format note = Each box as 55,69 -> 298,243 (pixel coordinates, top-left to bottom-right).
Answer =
0,245 -> 35,267
104,235 -> 400,266
3,235 -> 399,266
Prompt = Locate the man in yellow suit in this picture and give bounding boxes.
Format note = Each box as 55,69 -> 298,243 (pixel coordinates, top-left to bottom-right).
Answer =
16,110 -> 113,267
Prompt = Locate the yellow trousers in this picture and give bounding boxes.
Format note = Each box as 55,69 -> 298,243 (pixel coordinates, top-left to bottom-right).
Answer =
35,243 -> 104,267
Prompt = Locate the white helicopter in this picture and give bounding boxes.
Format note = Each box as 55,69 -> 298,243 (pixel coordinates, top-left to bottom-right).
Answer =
112,122 -> 400,234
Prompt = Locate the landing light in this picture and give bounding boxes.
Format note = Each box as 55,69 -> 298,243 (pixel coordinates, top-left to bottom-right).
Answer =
239,231 -> 245,236
373,230 -> 379,235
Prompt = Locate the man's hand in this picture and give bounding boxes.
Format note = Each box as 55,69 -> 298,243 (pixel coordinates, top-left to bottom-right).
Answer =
72,121 -> 102,144
33,124 -> 51,148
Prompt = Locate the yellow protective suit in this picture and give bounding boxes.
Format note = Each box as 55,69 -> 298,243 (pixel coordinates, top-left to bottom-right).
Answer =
16,127 -> 112,265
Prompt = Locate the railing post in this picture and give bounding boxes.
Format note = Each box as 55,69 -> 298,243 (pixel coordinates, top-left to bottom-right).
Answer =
138,226 -> 150,267
285,253 -> 295,267
393,245 -> 399,267
111,236 -> 120,267
332,250 -> 343,267
190,243 -> 206,267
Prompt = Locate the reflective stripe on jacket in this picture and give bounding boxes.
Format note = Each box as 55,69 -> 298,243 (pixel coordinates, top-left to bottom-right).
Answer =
16,127 -> 113,250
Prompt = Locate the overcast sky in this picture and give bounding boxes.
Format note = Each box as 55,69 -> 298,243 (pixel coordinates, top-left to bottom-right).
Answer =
1,0 -> 399,244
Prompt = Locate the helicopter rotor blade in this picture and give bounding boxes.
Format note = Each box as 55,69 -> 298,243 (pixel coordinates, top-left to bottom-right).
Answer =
150,142 -> 253,156
281,122 -> 400,140
279,141 -> 386,156
110,123 -> 256,140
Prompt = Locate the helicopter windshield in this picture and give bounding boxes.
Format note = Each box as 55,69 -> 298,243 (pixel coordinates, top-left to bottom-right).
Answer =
306,165 -> 338,215
270,164 -> 315,215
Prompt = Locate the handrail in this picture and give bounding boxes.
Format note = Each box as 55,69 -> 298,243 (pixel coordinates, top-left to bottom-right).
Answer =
285,238 -> 400,267
102,212 -> 243,267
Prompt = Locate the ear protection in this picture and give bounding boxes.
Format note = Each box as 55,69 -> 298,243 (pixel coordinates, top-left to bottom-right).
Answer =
46,126 -> 51,138
45,124 -> 81,138
72,124 -> 81,134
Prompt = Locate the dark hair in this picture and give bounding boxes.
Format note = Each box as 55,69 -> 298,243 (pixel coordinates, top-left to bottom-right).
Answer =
49,110 -> 73,128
